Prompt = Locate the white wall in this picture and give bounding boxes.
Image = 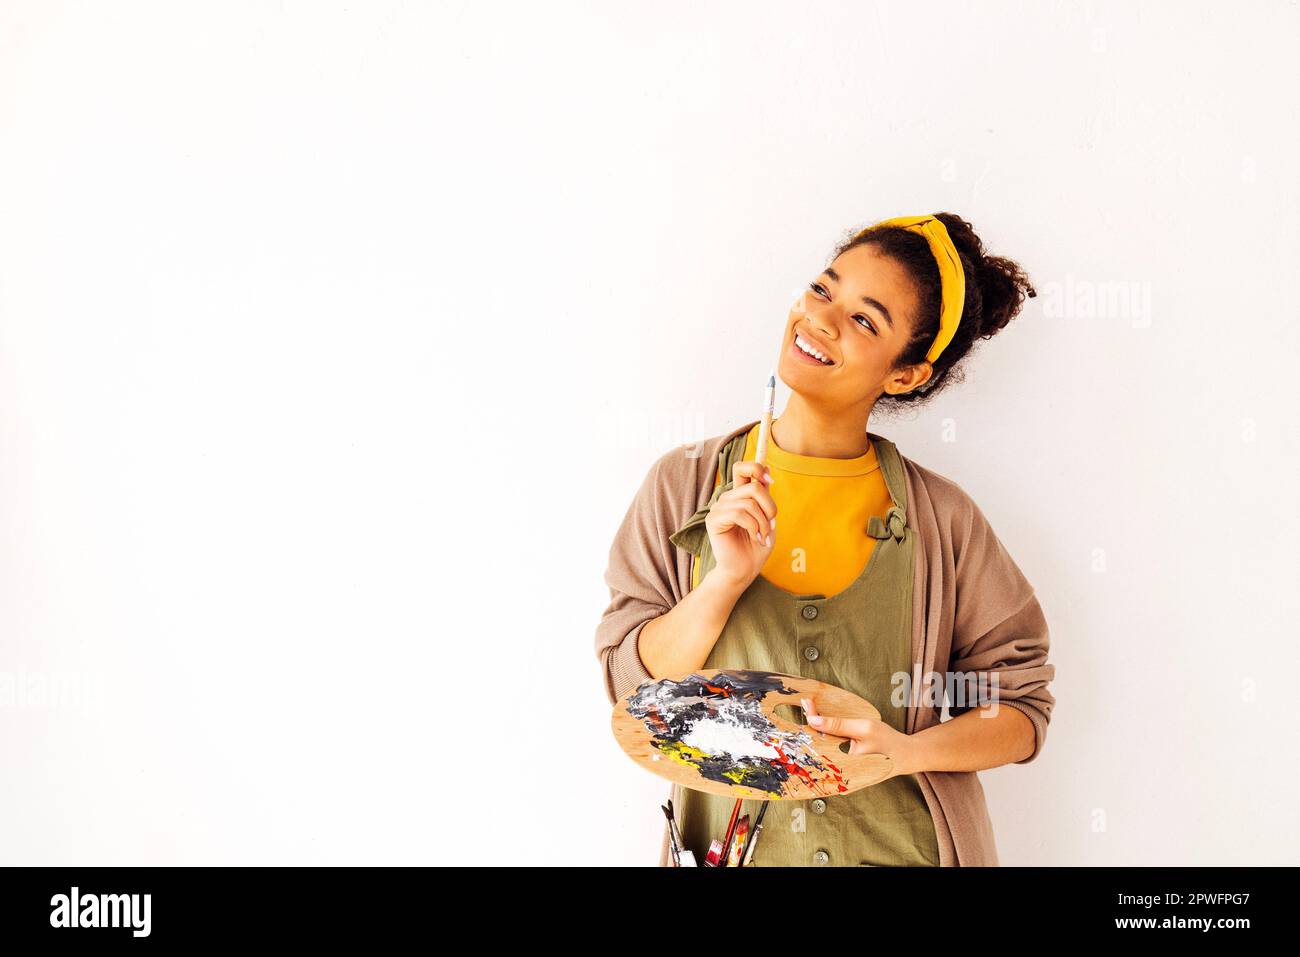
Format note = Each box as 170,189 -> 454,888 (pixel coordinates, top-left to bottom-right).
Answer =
1,0 -> 1295,865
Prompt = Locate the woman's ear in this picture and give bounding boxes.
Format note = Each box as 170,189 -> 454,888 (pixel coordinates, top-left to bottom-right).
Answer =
884,361 -> 933,396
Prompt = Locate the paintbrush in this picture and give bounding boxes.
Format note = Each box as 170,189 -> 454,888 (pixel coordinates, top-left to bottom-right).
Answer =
665,799 -> 686,859
754,370 -> 776,466
718,797 -> 743,866
704,839 -> 725,867
661,804 -> 681,866
726,814 -> 750,867
740,800 -> 770,867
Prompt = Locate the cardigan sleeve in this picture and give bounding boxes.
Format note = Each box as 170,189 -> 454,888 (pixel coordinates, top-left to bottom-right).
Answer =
594,452 -> 684,705
945,497 -> 1056,765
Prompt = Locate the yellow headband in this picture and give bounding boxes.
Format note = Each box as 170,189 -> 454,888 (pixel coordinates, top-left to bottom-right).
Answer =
855,214 -> 965,364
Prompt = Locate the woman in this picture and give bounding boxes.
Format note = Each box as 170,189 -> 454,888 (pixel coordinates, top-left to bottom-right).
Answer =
596,213 -> 1057,866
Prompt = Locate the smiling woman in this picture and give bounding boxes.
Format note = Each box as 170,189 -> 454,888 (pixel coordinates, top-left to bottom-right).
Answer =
778,213 -> 1037,425
596,212 -> 1056,867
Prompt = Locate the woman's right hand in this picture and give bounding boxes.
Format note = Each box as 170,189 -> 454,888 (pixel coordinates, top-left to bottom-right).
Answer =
705,460 -> 778,590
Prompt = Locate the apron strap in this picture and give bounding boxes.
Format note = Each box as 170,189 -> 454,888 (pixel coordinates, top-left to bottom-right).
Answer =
668,427 -> 752,556
866,506 -> 908,542
865,434 -> 909,540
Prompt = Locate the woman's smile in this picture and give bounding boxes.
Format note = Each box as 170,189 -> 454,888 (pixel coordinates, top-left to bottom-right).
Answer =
790,331 -> 836,367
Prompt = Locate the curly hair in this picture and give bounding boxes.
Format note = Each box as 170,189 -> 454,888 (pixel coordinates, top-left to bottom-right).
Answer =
832,212 -> 1036,405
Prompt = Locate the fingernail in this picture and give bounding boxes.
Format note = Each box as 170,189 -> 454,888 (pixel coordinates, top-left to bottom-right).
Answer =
807,714 -> 824,726
801,698 -> 811,710
765,535 -> 772,546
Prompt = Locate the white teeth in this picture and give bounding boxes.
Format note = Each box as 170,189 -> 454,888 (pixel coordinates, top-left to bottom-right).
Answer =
795,334 -> 832,364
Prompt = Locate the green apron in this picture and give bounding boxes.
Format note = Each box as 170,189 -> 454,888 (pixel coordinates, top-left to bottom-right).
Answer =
666,430 -> 940,867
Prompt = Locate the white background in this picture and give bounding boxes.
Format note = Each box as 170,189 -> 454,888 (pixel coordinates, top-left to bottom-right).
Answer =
1,1 -> 1296,865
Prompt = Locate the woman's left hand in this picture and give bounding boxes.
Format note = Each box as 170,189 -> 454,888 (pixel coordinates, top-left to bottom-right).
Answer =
801,696 -> 920,778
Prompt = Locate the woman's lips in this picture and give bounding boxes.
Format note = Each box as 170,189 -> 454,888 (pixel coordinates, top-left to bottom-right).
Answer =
790,335 -> 833,367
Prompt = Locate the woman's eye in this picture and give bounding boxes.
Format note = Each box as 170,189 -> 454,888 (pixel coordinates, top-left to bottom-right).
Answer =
809,282 -> 875,334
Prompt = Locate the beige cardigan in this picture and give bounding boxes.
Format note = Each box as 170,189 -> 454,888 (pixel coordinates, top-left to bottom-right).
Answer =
595,419 -> 1057,866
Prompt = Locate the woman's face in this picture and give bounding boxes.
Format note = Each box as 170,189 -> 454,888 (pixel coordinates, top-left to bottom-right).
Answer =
779,243 -> 933,405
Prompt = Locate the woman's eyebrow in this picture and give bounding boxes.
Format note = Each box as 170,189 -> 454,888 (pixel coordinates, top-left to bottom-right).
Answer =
821,268 -> 895,329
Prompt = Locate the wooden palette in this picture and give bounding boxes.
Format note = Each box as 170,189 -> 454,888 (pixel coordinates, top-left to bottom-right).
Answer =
611,669 -> 894,800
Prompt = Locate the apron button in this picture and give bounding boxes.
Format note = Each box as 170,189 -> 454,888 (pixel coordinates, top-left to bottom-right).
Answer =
813,849 -> 830,865
811,799 -> 827,814
802,645 -> 820,662
801,605 -> 818,620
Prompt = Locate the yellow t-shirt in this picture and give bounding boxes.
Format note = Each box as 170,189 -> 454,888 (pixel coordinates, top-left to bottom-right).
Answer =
690,419 -> 893,597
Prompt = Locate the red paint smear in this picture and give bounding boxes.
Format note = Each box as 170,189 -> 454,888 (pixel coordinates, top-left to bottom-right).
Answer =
822,756 -> 848,793
761,735 -> 854,798
640,705 -> 672,736
770,744 -> 822,795
799,748 -> 848,797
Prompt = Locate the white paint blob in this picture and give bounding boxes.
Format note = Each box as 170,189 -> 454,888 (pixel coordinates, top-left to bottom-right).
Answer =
681,717 -> 780,761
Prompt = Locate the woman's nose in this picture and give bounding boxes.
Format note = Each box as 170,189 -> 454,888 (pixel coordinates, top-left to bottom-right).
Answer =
805,314 -> 837,339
